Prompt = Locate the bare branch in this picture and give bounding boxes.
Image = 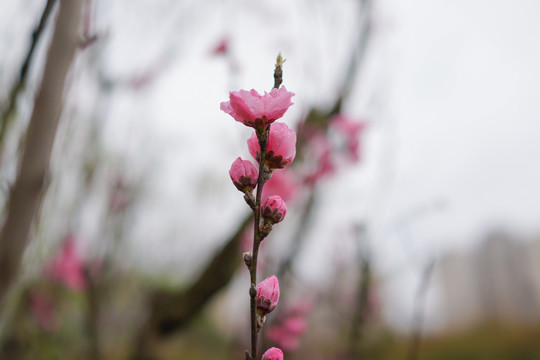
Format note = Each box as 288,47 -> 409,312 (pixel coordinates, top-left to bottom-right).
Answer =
0,0 -> 83,302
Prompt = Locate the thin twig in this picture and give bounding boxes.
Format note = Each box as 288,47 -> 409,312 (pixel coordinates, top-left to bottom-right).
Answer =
248,56 -> 284,360
406,259 -> 436,360
0,0 -> 58,147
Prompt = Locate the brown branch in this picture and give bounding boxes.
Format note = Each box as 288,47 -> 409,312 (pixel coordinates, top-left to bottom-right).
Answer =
406,259 -> 436,360
131,214 -> 252,360
0,0 -> 83,302
0,0 -> 58,147
347,226 -> 371,359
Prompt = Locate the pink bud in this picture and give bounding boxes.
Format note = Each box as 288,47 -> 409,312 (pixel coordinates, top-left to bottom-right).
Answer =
261,195 -> 287,224
220,87 -> 294,129
262,347 -> 284,360
229,157 -> 258,192
256,275 -> 280,316
248,122 -> 296,169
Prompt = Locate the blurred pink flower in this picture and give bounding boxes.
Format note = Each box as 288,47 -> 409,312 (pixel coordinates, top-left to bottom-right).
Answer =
262,169 -> 299,203
266,300 -> 312,353
220,87 -> 294,129
282,316 -> 308,335
248,122 -> 297,169
262,347 -> 284,360
329,115 -> 365,162
46,235 -> 86,291
29,291 -> 55,331
256,275 -> 280,316
109,177 -> 130,212
304,131 -> 335,185
211,37 -> 229,55
266,327 -> 301,353
261,195 -> 287,224
229,157 -> 258,192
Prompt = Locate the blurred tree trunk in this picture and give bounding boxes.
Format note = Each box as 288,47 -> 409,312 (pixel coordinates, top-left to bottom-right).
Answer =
0,0 -> 83,302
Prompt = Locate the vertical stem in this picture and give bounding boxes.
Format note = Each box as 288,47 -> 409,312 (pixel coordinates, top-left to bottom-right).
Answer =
85,269 -> 101,360
248,57 -> 283,360
249,129 -> 268,360
406,260 -> 436,360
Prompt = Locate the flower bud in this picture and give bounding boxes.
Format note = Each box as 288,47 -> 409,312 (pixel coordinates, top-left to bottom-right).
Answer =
248,122 -> 296,169
256,275 -> 280,316
229,157 -> 258,192
262,347 -> 284,360
261,195 -> 287,224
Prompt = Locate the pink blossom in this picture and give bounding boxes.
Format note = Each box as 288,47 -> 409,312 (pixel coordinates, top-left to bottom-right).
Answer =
265,300 -> 312,353
29,291 -> 55,331
256,275 -> 280,316
329,115 -> 365,162
262,347 -> 284,360
262,169 -> 299,203
220,87 -> 294,129
46,235 -> 86,291
304,131 -> 335,185
283,316 -> 308,335
229,157 -> 258,192
266,326 -> 301,353
211,37 -> 229,55
109,177 -> 130,212
248,122 -> 296,169
261,195 -> 287,224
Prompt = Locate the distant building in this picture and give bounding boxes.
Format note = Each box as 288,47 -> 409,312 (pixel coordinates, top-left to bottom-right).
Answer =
439,231 -> 540,331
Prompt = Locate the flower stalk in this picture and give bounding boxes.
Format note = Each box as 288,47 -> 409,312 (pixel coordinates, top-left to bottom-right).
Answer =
222,54 -> 292,360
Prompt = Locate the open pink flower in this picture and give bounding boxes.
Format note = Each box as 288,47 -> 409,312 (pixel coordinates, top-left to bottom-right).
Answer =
261,196 -> 287,224
248,122 -> 296,169
262,347 -> 284,360
256,275 -> 280,316
220,87 -> 294,129
229,157 -> 258,192
46,235 -> 86,291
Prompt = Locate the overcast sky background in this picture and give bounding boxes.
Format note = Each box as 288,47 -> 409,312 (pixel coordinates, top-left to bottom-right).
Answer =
1,0 -> 540,333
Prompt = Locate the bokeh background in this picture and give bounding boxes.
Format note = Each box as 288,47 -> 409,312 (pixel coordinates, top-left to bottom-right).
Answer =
1,0 -> 540,359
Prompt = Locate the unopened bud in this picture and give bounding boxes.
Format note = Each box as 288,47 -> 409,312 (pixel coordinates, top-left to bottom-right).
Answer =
229,157 -> 258,193
262,347 -> 284,360
261,196 -> 287,224
256,275 -> 280,316
243,252 -> 252,268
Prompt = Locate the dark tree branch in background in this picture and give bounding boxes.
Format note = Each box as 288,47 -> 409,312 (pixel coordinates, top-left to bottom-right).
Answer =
406,259 -> 436,360
347,225 -> 371,359
0,0 -> 58,148
276,190 -> 316,282
132,215 -> 252,360
0,0 -> 83,303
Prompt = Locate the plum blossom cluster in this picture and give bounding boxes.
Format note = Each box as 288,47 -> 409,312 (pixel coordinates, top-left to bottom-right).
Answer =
222,58 -> 295,360
302,114 -> 366,186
